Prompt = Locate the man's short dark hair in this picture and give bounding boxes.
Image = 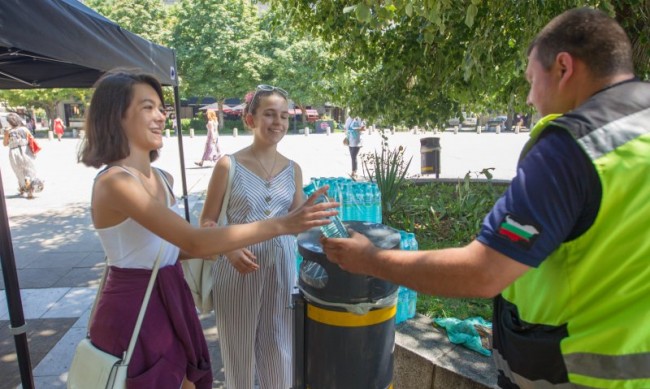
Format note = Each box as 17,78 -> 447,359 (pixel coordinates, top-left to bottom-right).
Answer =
79,70 -> 165,168
528,7 -> 634,77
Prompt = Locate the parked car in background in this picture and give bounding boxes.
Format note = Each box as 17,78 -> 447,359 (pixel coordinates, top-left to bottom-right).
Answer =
448,112 -> 477,127
486,115 -> 508,132
448,117 -> 461,127
462,115 -> 477,127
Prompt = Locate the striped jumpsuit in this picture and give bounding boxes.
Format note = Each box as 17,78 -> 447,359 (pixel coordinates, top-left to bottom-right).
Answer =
212,157 -> 297,389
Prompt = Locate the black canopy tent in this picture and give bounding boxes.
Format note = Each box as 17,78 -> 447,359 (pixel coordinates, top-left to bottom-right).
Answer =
0,1 -> 189,386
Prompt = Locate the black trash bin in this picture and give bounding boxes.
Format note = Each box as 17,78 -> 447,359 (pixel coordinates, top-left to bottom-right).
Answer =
420,137 -> 441,178
295,221 -> 400,389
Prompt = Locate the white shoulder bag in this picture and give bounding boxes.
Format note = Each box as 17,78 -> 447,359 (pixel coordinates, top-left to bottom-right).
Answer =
67,243 -> 164,389
182,155 -> 234,314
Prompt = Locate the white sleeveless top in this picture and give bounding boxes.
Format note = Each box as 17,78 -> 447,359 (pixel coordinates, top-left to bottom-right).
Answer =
95,167 -> 181,269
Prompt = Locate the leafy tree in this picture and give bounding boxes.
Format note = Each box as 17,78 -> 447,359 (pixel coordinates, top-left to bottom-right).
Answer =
271,0 -> 649,125
259,11 -> 342,125
85,0 -> 169,44
0,89 -> 89,130
169,0 -> 266,123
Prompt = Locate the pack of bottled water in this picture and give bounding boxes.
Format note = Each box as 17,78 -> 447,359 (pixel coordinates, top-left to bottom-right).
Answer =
308,177 -> 382,223
396,231 -> 419,324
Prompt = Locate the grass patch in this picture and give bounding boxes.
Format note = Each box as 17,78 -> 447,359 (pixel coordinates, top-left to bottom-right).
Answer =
387,176 -> 508,320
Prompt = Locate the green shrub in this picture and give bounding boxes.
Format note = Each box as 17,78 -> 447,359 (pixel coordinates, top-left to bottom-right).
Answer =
390,171 -> 508,320
360,129 -> 412,220
220,119 -> 245,135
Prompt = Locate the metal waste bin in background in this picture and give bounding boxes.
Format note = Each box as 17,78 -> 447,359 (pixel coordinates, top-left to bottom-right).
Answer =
420,137 -> 441,178
294,221 -> 400,389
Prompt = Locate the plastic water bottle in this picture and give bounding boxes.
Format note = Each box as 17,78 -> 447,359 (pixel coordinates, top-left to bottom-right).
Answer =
372,184 -> 382,223
300,260 -> 328,289
395,286 -> 409,324
363,184 -> 374,222
406,232 -> 418,320
396,230 -> 419,324
295,251 -> 303,277
399,230 -> 410,250
355,184 -> 366,221
303,181 -> 349,238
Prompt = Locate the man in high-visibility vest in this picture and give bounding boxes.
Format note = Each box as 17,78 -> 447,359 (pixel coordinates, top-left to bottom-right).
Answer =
322,7 -> 650,388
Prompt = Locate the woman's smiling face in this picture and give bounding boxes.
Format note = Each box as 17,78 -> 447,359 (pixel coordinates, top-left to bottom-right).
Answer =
121,83 -> 167,152
247,93 -> 290,144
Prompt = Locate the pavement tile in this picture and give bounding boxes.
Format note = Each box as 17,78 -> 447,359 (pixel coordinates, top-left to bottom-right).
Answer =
51,267 -> 103,288
23,251 -> 87,269
74,251 -> 106,268
0,318 -> 76,389
32,326 -> 86,377
15,268 -> 70,289
0,288 -> 70,320
40,287 -> 96,319
71,309 -> 91,329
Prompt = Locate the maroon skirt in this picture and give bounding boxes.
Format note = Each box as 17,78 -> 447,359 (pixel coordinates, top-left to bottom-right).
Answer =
89,261 -> 212,389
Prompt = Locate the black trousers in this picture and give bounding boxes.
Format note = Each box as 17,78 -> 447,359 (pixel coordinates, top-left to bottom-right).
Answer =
349,146 -> 361,172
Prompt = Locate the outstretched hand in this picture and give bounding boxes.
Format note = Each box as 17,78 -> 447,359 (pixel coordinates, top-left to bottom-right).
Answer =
281,185 -> 340,235
320,230 -> 378,275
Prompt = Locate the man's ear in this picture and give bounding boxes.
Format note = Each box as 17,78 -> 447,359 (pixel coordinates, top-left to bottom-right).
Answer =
556,52 -> 574,86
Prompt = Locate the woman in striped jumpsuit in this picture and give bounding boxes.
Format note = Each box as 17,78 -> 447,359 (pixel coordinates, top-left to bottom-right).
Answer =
201,85 -> 303,388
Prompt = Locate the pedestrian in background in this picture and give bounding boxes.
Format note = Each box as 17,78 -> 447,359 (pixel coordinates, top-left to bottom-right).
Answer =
77,71 -> 338,389
200,84 -> 300,388
322,8 -> 650,388
2,112 -> 43,199
194,110 -> 222,167
53,116 -> 65,141
346,116 -> 365,178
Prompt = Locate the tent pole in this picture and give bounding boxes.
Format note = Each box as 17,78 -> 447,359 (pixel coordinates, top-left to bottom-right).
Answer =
0,168 -> 35,389
174,85 -> 190,222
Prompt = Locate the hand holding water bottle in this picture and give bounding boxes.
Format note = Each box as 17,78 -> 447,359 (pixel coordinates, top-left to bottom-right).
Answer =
280,185 -> 341,235
303,181 -> 349,238
320,230 -> 380,275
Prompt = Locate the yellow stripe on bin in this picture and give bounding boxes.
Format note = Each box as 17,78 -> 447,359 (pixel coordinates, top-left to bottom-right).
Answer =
307,304 -> 396,327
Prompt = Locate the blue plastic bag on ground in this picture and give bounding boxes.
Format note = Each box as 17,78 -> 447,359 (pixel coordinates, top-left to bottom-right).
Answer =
433,316 -> 492,356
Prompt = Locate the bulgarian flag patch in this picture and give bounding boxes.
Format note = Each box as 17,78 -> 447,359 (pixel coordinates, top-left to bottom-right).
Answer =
498,214 -> 541,249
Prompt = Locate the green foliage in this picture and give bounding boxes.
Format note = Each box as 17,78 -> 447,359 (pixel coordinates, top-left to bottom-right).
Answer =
170,0 -> 265,100
85,0 -> 169,44
387,173 -> 508,319
417,296 -> 493,320
259,11 -> 340,111
218,119 -> 243,135
360,129 -> 412,220
0,89 -> 89,127
178,118 -> 204,134
389,170 -> 504,247
270,0 -> 650,125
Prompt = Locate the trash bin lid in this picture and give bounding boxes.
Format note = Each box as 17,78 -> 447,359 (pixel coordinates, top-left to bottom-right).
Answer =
420,137 -> 440,148
298,221 -> 400,304
298,221 -> 400,253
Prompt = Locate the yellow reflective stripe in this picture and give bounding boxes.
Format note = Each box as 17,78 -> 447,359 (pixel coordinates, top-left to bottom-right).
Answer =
306,304 -> 396,327
569,373 -> 650,388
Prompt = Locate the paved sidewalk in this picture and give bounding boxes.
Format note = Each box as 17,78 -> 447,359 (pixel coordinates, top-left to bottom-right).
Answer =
0,129 -> 528,388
